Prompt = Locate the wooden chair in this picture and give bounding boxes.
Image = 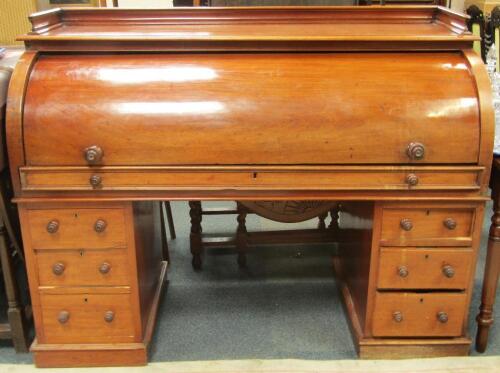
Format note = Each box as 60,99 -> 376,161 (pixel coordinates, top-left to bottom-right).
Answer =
490,6 -> 500,71
189,201 -> 340,270
466,4 -> 487,61
0,168 -> 31,352
465,4 -> 500,64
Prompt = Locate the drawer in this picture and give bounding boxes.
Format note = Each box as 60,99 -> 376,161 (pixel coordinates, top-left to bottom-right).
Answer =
380,208 -> 474,246
28,208 -> 127,249
372,292 -> 467,337
377,247 -> 473,290
36,248 -> 130,287
19,166 -> 482,192
39,292 -> 136,344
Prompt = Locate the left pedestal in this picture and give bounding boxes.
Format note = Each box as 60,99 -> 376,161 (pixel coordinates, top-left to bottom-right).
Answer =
18,201 -> 167,368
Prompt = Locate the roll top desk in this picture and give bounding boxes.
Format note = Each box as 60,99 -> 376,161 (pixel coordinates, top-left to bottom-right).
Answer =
6,6 -> 494,367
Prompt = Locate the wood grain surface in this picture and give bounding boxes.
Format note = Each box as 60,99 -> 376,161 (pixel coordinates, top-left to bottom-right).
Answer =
23,52 -> 480,166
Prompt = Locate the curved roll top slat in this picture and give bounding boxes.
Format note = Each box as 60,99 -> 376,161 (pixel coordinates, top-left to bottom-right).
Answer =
23,52 -> 480,166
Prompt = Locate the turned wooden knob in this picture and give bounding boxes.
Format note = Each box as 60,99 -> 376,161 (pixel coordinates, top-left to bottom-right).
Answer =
407,142 -> 425,160
94,219 -> 107,233
442,265 -> 455,278
400,218 -> 413,231
99,262 -> 111,275
52,262 -> 65,276
406,174 -> 419,186
58,310 -> 70,324
46,220 -> 59,234
437,311 -> 449,323
104,310 -> 114,323
84,145 -> 103,164
393,311 -> 403,323
89,175 -> 102,188
397,265 -> 409,278
443,218 -> 457,230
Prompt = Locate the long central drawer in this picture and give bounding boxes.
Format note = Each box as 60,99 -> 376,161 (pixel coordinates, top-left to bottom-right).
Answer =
23,52 -> 480,166
19,166 -> 482,192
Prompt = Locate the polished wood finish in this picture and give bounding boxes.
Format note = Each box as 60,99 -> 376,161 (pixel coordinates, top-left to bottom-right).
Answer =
19,166 -> 484,192
380,207 -> 475,247
377,247 -> 473,290
335,202 -> 376,334
27,208 -> 127,249
39,292 -> 135,344
20,7 -> 474,53
36,248 -> 130,286
6,51 -> 37,196
23,53 -> 479,167
334,201 -> 484,358
6,6 -> 495,366
372,292 -> 467,337
0,47 -> 33,353
18,202 -> 165,367
358,338 -> 471,359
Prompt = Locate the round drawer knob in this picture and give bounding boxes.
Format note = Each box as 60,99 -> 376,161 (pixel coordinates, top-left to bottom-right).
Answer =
46,220 -> 59,234
99,262 -> 111,275
443,218 -> 457,230
94,219 -> 107,233
407,142 -> 425,161
89,175 -> 102,189
397,265 -> 409,278
437,311 -> 449,323
393,311 -> 403,323
104,310 -> 114,323
400,218 -> 413,231
52,262 -> 65,276
58,310 -> 70,324
442,265 -> 455,278
84,145 -> 104,164
406,174 -> 419,186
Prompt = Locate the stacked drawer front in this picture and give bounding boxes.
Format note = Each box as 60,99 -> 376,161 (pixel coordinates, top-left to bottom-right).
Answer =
27,207 -> 137,344
372,206 -> 475,337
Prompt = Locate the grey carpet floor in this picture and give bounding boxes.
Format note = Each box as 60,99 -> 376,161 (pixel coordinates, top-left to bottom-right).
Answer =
1,201 -> 499,363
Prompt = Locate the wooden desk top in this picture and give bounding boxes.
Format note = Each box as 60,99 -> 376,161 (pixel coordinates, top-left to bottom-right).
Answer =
7,6 -> 493,202
20,6 -> 477,51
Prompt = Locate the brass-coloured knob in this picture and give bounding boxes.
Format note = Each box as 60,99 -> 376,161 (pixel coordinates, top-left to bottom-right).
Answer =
94,219 -> 107,233
443,218 -> 457,230
46,220 -> 59,234
84,145 -> 104,164
437,311 -> 449,323
104,310 -> 114,323
99,262 -> 111,275
406,174 -> 419,186
393,311 -> 403,323
52,262 -> 65,276
407,142 -> 425,160
442,265 -> 455,278
58,310 -> 70,324
89,175 -> 102,189
400,218 -> 413,231
398,265 -> 409,278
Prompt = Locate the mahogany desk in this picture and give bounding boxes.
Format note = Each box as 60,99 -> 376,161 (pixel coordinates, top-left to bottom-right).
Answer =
5,6 -> 495,367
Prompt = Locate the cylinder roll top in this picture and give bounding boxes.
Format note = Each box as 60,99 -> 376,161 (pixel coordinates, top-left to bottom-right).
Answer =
23,52 -> 480,166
